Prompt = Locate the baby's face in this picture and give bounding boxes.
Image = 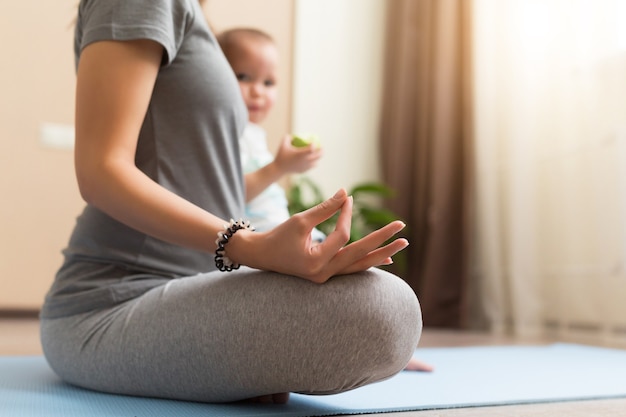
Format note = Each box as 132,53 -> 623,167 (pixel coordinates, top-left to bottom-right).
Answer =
229,39 -> 279,124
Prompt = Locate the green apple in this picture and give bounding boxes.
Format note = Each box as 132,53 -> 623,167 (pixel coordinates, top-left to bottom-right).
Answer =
291,133 -> 321,149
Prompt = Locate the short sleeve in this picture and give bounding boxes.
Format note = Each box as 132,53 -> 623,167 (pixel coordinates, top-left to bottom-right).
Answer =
76,0 -> 196,65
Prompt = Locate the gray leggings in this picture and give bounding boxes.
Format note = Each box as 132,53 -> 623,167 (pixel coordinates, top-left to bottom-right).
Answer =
40,267 -> 421,403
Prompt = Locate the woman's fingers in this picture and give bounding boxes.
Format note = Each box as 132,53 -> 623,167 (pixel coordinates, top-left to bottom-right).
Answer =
307,220 -> 408,282
334,237 -> 409,276
317,193 -> 353,252
333,221 -> 408,271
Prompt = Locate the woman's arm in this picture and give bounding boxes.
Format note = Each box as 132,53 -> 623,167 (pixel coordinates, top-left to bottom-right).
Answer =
75,39 -> 408,281
74,39 -> 226,253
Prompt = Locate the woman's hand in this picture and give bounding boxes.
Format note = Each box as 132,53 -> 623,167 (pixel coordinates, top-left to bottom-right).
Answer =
228,188 -> 409,283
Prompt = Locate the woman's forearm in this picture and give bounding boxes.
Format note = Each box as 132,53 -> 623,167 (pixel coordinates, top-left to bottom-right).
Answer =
78,158 -> 225,254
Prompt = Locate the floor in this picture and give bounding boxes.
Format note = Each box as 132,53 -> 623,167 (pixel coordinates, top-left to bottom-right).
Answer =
2,317 -> 625,416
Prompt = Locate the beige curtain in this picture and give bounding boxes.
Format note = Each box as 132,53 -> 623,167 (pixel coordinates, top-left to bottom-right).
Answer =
380,0 -> 474,328
473,0 -> 626,343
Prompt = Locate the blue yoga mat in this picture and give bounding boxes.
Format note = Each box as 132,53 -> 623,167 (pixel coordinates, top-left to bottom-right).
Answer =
2,344 -> 626,417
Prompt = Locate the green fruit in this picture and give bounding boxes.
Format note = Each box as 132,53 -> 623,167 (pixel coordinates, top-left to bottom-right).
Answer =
291,134 -> 321,149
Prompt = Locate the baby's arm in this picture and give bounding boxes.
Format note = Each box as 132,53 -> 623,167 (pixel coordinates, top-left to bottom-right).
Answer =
244,134 -> 322,202
244,162 -> 283,202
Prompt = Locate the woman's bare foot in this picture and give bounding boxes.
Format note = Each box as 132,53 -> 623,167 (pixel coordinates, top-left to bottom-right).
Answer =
244,392 -> 290,404
239,358 -> 431,404
239,359 -> 429,404
404,356 -> 434,372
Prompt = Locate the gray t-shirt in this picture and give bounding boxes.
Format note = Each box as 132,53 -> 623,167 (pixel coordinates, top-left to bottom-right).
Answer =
42,0 -> 247,318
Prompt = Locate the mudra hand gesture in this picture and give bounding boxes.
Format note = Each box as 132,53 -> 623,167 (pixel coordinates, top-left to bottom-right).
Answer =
224,188 -> 409,283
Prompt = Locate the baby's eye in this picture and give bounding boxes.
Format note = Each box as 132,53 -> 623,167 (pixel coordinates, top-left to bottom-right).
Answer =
264,79 -> 276,87
236,73 -> 251,82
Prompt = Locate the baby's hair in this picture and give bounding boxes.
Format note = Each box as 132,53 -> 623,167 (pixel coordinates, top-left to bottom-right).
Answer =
217,28 -> 275,58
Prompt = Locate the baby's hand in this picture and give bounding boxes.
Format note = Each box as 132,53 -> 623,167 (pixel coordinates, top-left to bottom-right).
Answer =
274,134 -> 322,175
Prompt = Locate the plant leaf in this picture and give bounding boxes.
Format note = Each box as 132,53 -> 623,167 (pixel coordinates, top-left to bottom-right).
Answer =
358,207 -> 400,226
349,182 -> 395,198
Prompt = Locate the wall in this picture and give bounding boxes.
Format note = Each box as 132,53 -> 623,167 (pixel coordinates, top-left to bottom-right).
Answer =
292,0 -> 387,196
205,0 -> 294,152
0,1 -> 81,309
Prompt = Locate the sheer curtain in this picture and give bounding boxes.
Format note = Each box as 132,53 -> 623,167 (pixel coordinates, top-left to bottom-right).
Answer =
472,0 -> 626,343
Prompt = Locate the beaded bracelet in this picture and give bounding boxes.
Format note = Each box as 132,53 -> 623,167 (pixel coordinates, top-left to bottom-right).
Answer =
214,218 -> 255,272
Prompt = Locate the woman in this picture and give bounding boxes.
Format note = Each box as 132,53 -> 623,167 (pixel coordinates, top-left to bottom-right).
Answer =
40,0 -> 422,403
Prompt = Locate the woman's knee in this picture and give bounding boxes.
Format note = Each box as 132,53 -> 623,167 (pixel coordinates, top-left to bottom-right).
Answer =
350,269 -> 422,367
300,269 -> 422,392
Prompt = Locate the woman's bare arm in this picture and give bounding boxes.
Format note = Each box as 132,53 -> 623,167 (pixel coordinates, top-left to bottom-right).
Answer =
74,39 -> 226,253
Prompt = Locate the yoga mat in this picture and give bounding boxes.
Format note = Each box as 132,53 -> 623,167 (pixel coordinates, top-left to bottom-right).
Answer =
2,344 -> 626,417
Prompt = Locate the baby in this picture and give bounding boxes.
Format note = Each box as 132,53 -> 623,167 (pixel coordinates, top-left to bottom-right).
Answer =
218,28 -> 325,241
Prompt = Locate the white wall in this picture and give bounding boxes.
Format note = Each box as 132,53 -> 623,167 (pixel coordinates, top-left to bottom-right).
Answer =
292,0 -> 387,196
0,1 -> 82,309
206,0 -> 294,152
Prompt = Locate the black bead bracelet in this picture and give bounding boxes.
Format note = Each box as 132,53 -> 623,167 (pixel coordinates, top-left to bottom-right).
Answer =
214,219 -> 255,272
